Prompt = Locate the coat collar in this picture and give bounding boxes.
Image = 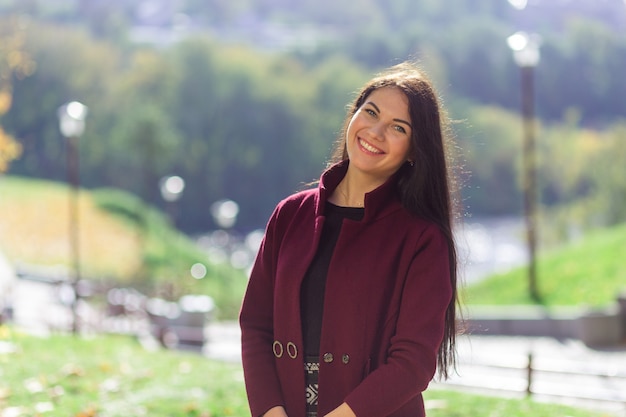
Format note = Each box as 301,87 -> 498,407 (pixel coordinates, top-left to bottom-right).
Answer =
315,160 -> 403,222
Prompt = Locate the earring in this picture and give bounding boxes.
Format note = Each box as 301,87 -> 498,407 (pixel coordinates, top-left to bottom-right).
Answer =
407,160 -> 415,167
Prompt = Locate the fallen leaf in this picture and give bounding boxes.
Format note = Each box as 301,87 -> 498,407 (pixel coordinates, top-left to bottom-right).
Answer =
0,325 -> 11,339
35,402 -> 54,413
48,385 -> 65,399
1,407 -> 23,417
118,362 -> 132,374
0,341 -> 17,354
98,362 -> 113,373
74,406 -> 97,417
184,402 -> 199,412
99,378 -> 120,393
24,377 -> 44,394
61,363 -> 84,377
179,361 -> 192,374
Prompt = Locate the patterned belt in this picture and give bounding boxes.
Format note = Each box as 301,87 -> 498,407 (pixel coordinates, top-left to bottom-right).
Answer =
304,355 -> 319,417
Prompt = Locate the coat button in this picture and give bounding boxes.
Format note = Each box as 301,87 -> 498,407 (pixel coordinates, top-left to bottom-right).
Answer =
342,354 -> 350,364
323,353 -> 334,363
272,341 -> 283,358
286,342 -> 298,359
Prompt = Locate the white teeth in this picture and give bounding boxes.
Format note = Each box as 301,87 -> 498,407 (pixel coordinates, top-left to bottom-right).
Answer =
359,138 -> 382,154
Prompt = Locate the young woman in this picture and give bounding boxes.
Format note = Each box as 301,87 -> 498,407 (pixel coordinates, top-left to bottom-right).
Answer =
240,62 -> 460,417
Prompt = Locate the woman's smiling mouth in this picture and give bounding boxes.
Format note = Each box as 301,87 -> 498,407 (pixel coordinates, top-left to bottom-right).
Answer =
358,137 -> 384,154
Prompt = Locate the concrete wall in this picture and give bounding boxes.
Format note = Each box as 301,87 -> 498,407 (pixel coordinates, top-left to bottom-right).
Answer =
466,302 -> 626,347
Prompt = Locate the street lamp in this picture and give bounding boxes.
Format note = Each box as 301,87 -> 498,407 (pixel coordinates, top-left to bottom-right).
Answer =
210,199 -> 239,230
210,199 -> 239,316
57,100 -> 88,333
507,31 -> 541,302
507,0 -> 528,10
159,175 -> 185,227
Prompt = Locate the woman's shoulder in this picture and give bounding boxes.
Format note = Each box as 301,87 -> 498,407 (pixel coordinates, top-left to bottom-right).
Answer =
391,210 -> 448,242
277,187 -> 317,208
270,187 -> 318,220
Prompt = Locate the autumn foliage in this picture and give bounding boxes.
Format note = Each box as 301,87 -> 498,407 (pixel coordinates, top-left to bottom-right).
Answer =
0,16 -> 36,173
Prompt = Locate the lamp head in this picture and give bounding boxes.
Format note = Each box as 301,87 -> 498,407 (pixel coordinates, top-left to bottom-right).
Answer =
507,31 -> 541,68
58,101 -> 88,138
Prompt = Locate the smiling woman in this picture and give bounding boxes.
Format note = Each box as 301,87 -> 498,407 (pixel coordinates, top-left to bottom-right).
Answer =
240,62 -> 462,417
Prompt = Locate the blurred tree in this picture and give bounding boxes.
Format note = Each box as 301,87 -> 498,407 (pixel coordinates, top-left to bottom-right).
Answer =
90,47 -> 179,199
538,18 -> 626,125
600,122 -> 626,225
0,127 -> 21,174
537,117 -> 626,244
77,0 -> 132,42
106,105 -> 179,202
537,109 -> 592,208
0,15 -> 35,173
455,105 -> 523,217
441,18 -> 514,107
0,0 -> 39,15
3,9 -> 625,235
5,21 -> 120,181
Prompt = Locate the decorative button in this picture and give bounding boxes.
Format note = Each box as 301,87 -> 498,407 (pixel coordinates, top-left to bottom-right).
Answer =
323,353 -> 334,363
272,340 -> 283,358
287,342 -> 298,359
342,354 -> 350,364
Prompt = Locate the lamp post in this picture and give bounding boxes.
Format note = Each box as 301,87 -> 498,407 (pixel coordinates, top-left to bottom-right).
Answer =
159,175 -> 185,227
57,101 -> 88,333
210,199 -> 239,316
156,175 -> 185,301
210,199 -> 239,230
507,32 -> 541,302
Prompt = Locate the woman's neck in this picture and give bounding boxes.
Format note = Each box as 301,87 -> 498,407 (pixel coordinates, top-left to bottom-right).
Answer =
329,169 -> 386,208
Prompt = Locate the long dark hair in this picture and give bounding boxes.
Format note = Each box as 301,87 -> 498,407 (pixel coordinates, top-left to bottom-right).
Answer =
330,62 -> 461,379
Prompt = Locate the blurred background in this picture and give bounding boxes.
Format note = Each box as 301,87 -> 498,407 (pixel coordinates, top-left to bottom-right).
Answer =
1,0 -> 626,415
1,0 -> 625,320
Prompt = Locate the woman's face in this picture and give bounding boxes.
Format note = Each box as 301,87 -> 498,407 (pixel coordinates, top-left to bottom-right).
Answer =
345,86 -> 413,182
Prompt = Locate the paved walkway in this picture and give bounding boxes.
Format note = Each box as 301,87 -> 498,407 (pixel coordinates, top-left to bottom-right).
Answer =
0,251 -> 17,316
433,334 -> 626,414
0,251 -> 13,278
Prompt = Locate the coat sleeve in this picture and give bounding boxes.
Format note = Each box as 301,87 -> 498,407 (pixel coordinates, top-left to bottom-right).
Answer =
239,204 -> 286,417
344,224 -> 453,417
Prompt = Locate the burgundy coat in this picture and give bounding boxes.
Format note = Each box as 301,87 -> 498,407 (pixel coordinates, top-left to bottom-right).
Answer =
240,161 -> 452,417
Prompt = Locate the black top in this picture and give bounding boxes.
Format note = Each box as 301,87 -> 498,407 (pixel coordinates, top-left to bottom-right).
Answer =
300,202 -> 365,357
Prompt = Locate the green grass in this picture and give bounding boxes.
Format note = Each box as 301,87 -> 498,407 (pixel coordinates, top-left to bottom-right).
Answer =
423,389 -> 614,417
0,327 -> 613,417
0,326 -> 248,417
0,176 -> 247,319
464,222 -> 626,307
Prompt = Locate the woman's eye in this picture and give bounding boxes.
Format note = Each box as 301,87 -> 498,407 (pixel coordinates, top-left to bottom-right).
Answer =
394,125 -> 407,134
365,108 -> 377,117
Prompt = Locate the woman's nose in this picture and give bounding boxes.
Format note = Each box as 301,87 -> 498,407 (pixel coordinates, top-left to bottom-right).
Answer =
368,122 -> 385,141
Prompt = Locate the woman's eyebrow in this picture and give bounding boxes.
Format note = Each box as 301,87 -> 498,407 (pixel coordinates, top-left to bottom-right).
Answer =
366,101 -> 412,129
394,118 -> 412,129
365,101 -> 380,113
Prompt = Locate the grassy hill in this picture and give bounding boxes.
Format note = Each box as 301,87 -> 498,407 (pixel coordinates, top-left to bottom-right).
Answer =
0,175 -> 247,319
2,175 -> 625,311
0,176 -> 143,278
464,222 -> 626,308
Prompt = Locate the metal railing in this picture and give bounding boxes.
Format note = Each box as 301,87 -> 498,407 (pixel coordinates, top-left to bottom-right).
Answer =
435,351 -> 626,414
